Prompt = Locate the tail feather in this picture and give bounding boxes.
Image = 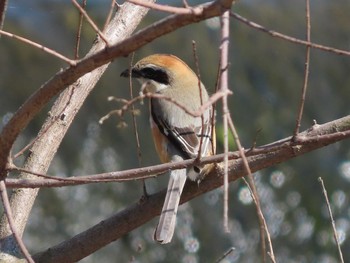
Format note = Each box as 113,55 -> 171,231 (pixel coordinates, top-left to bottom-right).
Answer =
154,169 -> 187,244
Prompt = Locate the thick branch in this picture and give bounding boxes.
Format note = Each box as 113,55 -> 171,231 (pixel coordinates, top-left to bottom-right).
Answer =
32,115 -> 350,263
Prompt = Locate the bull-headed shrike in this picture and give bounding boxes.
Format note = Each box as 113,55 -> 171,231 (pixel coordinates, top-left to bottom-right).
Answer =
121,54 -> 215,244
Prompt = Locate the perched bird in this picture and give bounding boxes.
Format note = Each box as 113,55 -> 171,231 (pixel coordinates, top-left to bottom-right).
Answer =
121,54 -> 215,244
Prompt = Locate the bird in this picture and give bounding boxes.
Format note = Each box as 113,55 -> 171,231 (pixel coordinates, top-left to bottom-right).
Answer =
121,54 -> 215,244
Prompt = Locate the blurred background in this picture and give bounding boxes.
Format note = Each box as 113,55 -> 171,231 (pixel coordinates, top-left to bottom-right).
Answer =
1,0 -> 350,262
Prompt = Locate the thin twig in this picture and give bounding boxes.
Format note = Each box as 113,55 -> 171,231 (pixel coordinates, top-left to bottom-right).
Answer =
128,53 -> 142,167
0,30 -> 76,65
182,0 -> 190,8
228,114 -> 275,263
126,0 -> 202,15
231,121 -> 268,260
0,180 -> 34,263
9,165 -> 105,183
128,53 -> 147,195
293,0 -> 311,136
71,0 -> 110,46
192,41 -> 205,160
230,12 -> 350,57
220,10 -> 230,233
103,0 -> 117,31
318,177 -> 345,263
0,0 -> 8,33
215,247 -> 235,263
211,54 -> 221,156
99,89 -> 231,125
242,178 -> 276,263
74,0 -> 87,59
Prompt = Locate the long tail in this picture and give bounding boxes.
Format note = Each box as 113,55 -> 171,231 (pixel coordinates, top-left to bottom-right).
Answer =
154,169 -> 187,244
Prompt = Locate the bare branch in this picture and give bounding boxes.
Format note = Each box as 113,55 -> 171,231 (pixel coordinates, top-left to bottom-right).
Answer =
71,0 -> 110,46
215,247 -> 235,263
74,0 -> 87,59
231,12 -> 350,57
0,181 -> 34,263
294,0 -> 311,136
0,30 -> 76,65
219,9 -> 230,233
318,177 -> 345,263
127,0 -> 202,15
0,0 -> 8,33
103,0 -> 117,31
191,41 -> 205,160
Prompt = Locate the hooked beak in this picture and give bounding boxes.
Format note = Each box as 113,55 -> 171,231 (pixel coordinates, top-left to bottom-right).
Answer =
120,68 -> 141,78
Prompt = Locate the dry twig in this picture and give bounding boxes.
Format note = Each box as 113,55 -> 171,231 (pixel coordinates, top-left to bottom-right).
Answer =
215,247 -> 235,263
103,0 -> 117,31
0,30 -> 76,65
127,0 -> 202,15
294,0 -> 311,136
74,0 -> 87,59
231,12 -> 350,57
219,9 -> 231,233
0,0 -> 7,33
0,181 -> 34,263
318,177 -> 345,263
72,0 -> 110,46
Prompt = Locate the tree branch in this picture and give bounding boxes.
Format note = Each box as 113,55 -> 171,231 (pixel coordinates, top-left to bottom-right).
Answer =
32,115 -> 350,263
3,115 -> 350,189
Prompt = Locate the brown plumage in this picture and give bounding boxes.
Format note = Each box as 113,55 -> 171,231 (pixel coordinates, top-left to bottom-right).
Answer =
121,54 -> 216,244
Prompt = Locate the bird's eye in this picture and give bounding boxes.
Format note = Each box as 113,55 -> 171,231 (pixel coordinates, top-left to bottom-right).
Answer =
140,67 -> 170,85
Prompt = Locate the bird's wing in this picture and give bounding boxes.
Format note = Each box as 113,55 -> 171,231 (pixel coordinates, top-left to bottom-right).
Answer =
151,98 -> 214,160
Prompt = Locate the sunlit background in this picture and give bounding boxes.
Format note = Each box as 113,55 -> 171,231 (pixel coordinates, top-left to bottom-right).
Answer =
1,0 -> 350,262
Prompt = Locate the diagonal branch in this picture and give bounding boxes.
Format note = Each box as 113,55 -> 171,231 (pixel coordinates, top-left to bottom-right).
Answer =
0,0 -> 236,179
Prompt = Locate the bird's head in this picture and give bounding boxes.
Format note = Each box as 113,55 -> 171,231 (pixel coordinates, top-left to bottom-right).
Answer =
120,54 -> 198,93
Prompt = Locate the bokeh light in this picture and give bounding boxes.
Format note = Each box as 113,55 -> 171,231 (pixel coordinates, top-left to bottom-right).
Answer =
270,170 -> 286,188
238,187 -> 253,205
339,161 -> 350,182
184,237 -> 200,253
